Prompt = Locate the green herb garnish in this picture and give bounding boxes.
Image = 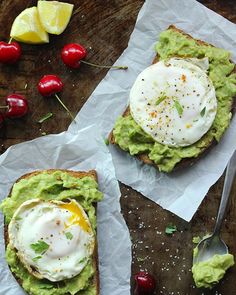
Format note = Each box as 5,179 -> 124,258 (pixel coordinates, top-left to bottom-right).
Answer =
32,256 -> 42,262
137,256 -> 147,262
200,107 -> 206,117
156,94 -> 167,105
30,240 -> 49,254
79,257 -> 87,264
174,100 -> 183,116
192,236 -> 201,244
104,138 -> 109,145
39,283 -> 54,290
38,112 -> 53,124
165,224 -> 177,235
14,216 -> 22,221
65,232 -> 73,240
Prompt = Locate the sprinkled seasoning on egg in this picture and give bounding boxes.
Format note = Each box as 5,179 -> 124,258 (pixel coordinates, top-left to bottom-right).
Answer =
181,74 -> 187,82
129,58 -> 217,147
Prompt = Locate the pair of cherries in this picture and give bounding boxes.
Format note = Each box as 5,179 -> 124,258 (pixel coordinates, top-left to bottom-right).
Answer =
0,41 -> 82,66
0,41 -> 127,70
38,43 -> 127,119
0,42 -> 26,128
0,41 -> 27,127
37,44 -> 90,121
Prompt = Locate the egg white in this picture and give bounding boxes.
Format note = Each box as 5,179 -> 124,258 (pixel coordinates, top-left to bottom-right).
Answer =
129,58 -> 217,147
8,198 -> 95,282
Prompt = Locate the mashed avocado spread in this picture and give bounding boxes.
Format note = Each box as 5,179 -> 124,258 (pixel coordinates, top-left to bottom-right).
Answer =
0,171 -> 103,295
113,28 -> 236,172
192,254 -> 234,289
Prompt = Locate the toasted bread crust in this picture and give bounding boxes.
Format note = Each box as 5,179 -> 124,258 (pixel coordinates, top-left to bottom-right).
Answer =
109,25 -> 236,171
4,169 -> 100,295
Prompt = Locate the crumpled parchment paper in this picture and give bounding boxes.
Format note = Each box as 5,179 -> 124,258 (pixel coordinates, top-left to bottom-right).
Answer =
68,0 -> 236,221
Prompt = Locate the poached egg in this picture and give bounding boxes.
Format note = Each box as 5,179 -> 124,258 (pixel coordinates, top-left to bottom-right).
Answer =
8,198 -> 95,282
129,58 -> 217,147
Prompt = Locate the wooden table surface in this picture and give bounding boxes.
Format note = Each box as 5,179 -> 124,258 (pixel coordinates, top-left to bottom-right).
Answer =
0,0 -> 236,294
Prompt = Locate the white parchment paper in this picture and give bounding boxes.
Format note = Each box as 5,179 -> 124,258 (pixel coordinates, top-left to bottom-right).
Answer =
69,0 -> 236,221
0,126 -> 131,295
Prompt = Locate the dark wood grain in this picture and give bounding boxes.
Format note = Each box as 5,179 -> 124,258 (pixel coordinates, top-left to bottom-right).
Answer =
0,1 -> 236,295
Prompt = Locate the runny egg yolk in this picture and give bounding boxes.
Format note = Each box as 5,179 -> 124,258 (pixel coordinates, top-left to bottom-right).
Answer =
59,201 -> 91,233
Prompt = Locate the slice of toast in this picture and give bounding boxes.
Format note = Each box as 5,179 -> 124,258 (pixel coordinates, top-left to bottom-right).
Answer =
4,169 -> 100,295
109,25 -> 236,171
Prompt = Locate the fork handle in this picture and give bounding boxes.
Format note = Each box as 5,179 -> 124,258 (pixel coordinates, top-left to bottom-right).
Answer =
213,150 -> 236,236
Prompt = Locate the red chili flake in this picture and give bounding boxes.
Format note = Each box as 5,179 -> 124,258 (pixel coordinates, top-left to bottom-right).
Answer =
150,111 -> 157,118
181,74 -> 186,82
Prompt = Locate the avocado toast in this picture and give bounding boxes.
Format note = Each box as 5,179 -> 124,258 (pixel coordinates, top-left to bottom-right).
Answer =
0,169 -> 103,295
109,25 -> 236,173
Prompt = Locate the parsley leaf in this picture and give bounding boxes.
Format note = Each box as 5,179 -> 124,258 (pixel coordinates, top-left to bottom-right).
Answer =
165,224 -> 177,235
14,216 -> 22,221
137,256 -> 147,262
65,232 -> 73,240
32,256 -> 42,262
79,257 -> 87,264
30,240 -> 49,254
174,100 -> 183,116
104,138 -> 109,146
39,283 -> 54,290
38,112 -> 53,124
156,94 -> 167,105
192,236 -> 201,244
200,107 -> 206,117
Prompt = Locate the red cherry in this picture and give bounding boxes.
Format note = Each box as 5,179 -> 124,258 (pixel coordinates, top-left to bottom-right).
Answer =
134,272 -> 156,295
61,43 -> 87,69
0,41 -> 21,64
38,75 -> 64,97
0,113 -> 4,128
4,94 -> 28,118
61,43 -> 128,70
37,75 -> 74,120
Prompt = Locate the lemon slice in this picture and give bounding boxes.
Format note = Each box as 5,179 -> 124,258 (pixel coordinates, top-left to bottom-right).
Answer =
38,1 -> 74,35
10,7 -> 49,44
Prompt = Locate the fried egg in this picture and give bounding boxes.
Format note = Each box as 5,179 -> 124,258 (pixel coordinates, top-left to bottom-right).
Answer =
129,57 -> 217,147
8,198 -> 95,282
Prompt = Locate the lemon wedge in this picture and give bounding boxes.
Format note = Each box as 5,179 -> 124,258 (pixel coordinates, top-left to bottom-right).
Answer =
10,7 -> 49,44
38,1 -> 74,35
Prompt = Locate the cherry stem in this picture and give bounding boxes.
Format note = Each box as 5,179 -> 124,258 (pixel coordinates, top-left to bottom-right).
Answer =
8,37 -> 13,44
81,60 -> 128,70
0,106 -> 8,110
54,93 -> 75,121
